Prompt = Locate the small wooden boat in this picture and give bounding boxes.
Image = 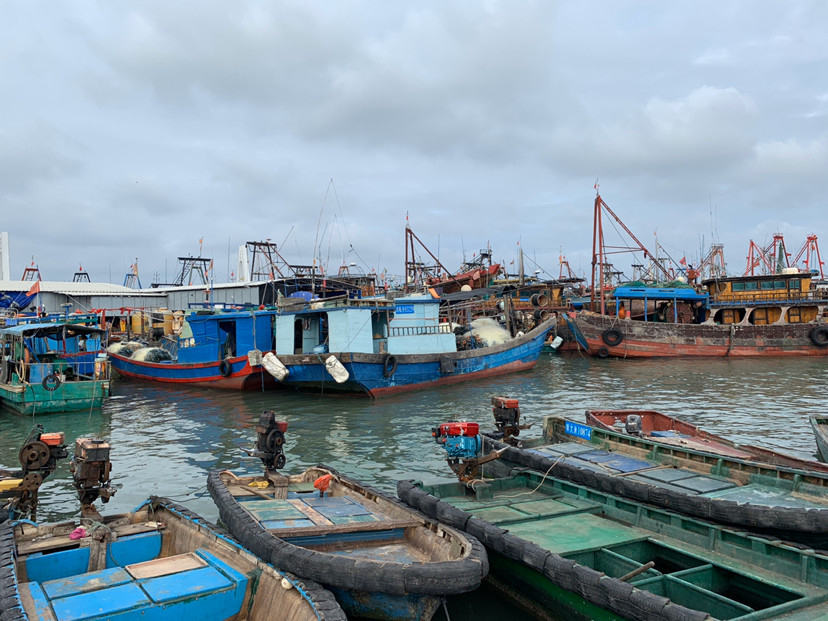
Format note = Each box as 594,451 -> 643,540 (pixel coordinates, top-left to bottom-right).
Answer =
207,412 -> 488,620
399,470 -> 828,621
0,318 -> 111,414
586,409 -> 828,473
0,496 -> 347,621
810,414 -> 828,462
488,414 -> 828,546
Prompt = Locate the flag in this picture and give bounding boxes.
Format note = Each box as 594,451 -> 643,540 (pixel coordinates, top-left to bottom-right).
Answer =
679,256 -> 687,266
27,280 -> 41,297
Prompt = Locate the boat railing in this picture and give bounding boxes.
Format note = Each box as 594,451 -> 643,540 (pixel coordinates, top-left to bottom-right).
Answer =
388,324 -> 453,337
710,288 -> 828,306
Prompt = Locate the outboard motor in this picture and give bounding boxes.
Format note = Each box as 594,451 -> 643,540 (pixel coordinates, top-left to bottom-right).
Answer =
71,438 -> 117,519
253,411 -> 288,471
2,426 -> 68,521
491,396 -> 531,446
625,414 -> 643,435
433,421 -> 505,482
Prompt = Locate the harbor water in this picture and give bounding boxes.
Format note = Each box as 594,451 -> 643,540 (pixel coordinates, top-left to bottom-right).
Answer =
3,353 -> 826,619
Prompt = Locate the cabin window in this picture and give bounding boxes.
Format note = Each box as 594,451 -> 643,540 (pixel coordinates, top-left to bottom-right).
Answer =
759,281 -> 775,290
788,279 -> 801,291
773,280 -> 786,290
731,282 -> 745,291
744,281 -> 758,291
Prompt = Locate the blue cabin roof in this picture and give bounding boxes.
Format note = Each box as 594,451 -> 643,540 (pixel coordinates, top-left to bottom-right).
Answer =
612,286 -> 708,303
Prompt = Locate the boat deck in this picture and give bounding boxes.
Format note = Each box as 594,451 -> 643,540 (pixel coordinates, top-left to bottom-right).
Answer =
527,442 -> 827,508
234,481 -> 421,551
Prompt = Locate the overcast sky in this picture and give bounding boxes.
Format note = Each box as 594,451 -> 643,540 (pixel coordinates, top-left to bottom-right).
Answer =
2,1 -> 827,287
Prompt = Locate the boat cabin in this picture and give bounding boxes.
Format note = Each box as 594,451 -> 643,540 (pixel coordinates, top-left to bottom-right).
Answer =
703,272 -> 828,324
272,295 -> 455,356
176,309 -> 277,363
0,321 -> 106,385
610,286 -> 709,324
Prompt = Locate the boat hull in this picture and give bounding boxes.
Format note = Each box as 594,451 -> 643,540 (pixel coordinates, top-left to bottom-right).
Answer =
208,467 -> 487,621
275,321 -> 553,397
109,353 -> 278,390
811,415 -> 828,462
0,379 -> 110,414
572,310 -> 828,357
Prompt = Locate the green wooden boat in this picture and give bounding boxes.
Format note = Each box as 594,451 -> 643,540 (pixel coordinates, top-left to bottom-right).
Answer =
0,320 -> 111,414
480,414 -> 828,547
399,469 -> 828,621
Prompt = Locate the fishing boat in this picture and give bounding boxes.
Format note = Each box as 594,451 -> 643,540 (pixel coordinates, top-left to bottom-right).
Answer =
398,469 -> 828,621
573,276 -> 828,358
0,317 -> 111,414
208,412 -> 488,620
1,431 -> 346,621
108,308 -> 280,390
484,413 -> 828,546
572,192 -> 828,358
0,497 -> 346,621
810,414 -> 828,462
263,294 -> 554,396
585,409 -> 828,473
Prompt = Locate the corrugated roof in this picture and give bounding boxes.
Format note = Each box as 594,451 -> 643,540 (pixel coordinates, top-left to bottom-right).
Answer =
0,280 -> 160,295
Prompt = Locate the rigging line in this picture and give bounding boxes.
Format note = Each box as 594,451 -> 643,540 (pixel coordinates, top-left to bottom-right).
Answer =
313,181 -> 334,268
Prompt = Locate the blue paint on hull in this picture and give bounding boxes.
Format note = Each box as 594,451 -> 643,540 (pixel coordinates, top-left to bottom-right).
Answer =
280,323 -> 552,396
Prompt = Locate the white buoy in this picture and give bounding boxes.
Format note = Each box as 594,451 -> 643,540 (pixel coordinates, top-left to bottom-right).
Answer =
325,355 -> 349,383
262,352 -> 289,381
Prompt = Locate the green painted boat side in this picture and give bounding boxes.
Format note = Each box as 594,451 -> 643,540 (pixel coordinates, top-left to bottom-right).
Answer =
0,379 -> 110,414
400,470 -> 828,620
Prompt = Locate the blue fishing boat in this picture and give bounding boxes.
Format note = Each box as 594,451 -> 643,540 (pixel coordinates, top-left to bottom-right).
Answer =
208,412 -> 488,620
0,316 -> 111,414
108,308 -> 279,390
262,295 -> 554,396
1,497 -> 347,621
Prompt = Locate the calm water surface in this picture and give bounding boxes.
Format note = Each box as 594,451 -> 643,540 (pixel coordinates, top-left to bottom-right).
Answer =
2,353 -> 826,618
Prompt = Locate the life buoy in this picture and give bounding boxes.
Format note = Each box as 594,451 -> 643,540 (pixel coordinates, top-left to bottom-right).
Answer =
596,347 -> 610,359
218,359 -> 233,377
602,328 -> 624,346
42,373 -> 61,391
809,326 -> 828,348
382,354 -> 397,378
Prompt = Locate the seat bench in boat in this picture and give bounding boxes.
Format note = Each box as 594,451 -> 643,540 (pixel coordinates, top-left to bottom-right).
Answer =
19,541 -> 248,621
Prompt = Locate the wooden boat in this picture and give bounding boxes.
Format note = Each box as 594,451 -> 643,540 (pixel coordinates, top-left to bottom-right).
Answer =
207,412 -> 487,620
585,409 -> 828,473
399,470 -> 828,621
0,318 -> 111,414
573,274 -> 828,358
267,294 -> 554,397
0,496 -> 346,621
810,414 -> 828,462
108,308 -> 280,390
209,467 -> 488,620
486,414 -> 828,546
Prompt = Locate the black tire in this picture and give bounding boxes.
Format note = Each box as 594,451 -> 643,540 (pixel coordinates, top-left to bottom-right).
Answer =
382,354 -> 397,378
602,328 -> 624,346
596,346 -> 610,358
809,326 -> 828,348
218,359 -> 232,377
42,373 -> 61,391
